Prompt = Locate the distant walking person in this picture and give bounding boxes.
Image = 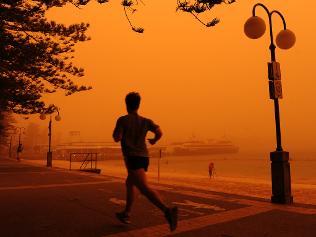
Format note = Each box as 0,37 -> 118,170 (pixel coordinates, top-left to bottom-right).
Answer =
113,92 -> 178,231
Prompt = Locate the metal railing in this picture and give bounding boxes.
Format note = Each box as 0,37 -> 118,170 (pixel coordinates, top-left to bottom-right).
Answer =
69,152 -> 100,173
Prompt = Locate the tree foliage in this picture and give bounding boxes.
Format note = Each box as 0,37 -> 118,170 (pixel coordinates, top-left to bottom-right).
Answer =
0,0 -> 103,114
177,0 -> 235,27
0,112 -> 15,148
121,0 -> 145,33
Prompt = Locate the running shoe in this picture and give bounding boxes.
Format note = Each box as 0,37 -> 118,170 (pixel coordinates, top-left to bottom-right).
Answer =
116,212 -> 131,224
165,206 -> 178,231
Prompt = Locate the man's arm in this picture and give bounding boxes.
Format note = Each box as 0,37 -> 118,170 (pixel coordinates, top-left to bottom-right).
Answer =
113,132 -> 122,142
113,118 -> 123,142
148,127 -> 162,145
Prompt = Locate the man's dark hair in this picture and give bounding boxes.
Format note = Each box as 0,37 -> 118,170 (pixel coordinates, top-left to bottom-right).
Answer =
125,92 -> 141,111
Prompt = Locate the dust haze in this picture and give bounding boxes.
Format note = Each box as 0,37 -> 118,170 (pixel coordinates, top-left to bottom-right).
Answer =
16,0 -> 316,154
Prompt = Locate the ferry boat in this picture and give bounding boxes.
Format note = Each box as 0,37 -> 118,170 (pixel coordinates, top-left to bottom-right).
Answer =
167,139 -> 239,156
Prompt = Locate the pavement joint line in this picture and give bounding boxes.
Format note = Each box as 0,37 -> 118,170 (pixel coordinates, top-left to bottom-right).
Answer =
229,198 -> 316,215
178,207 -> 205,216
0,171 -> 51,175
275,205 -> 316,215
103,206 -> 272,237
0,180 -> 115,191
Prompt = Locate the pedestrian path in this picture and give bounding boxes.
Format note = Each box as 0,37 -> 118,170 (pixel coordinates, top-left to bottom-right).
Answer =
0,158 -> 315,237
105,206 -> 272,237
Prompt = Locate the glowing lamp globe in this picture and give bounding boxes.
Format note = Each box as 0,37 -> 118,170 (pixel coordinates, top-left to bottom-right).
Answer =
40,114 -> 46,120
244,16 -> 266,39
276,29 -> 296,49
55,115 -> 61,121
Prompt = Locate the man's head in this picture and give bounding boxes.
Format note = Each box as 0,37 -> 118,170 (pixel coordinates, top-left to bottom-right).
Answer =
125,92 -> 141,113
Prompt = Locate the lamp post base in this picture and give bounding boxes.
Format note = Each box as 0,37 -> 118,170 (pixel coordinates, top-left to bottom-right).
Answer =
270,151 -> 293,204
47,151 -> 52,167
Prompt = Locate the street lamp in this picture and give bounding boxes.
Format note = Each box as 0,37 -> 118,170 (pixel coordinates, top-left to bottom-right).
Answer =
40,108 -> 61,167
9,134 -> 13,158
16,127 -> 25,161
244,3 -> 296,204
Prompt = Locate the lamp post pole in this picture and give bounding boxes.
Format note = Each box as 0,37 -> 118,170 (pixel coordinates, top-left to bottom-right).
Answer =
47,115 -> 53,167
245,3 -> 296,204
40,108 -> 61,167
252,3 -> 286,152
16,127 -> 25,161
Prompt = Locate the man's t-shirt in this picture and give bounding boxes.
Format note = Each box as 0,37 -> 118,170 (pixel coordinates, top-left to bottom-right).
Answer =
113,114 -> 159,157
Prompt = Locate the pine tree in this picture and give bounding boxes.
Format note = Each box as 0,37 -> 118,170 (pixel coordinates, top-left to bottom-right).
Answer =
0,112 -> 15,150
0,0 -> 101,114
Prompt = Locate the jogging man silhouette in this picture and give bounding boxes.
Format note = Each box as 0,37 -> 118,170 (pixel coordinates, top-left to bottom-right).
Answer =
113,92 -> 178,231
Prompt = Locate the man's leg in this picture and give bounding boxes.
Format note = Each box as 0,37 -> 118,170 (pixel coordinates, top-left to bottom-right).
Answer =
116,175 -> 135,224
124,174 -> 136,214
128,168 -> 168,212
121,168 -> 178,231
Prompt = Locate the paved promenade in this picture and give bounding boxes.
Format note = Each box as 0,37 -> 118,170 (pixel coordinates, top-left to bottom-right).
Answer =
0,158 -> 315,237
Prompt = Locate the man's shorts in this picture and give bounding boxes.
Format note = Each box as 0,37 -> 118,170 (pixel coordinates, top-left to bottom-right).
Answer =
124,156 -> 149,172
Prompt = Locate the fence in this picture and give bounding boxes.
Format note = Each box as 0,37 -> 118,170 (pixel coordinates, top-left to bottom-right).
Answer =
69,152 -> 100,173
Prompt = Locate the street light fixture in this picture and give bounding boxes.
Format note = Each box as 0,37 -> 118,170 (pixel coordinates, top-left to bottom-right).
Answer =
244,3 -> 296,204
16,127 -> 25,161
40,108 -> 61,167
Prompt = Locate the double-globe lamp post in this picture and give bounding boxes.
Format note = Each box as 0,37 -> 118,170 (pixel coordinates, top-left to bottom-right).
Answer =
40,108 -> 61,167
244,3 -> 296,204
16,127 -> 25,161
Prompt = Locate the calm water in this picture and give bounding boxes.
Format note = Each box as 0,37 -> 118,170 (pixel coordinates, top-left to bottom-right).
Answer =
100,151 -> 316,184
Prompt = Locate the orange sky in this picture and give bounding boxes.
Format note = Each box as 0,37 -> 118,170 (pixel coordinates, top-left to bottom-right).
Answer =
17,0 -> 316,153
